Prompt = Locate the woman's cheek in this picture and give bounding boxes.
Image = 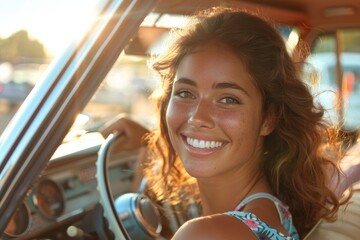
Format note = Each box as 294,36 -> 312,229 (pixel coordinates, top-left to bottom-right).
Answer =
166,100 -> 188,132
216,110 -> 245,128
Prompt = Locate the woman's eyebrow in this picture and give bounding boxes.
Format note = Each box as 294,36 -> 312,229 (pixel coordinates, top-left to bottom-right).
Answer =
174,77 -> 197,86
213,82 -> 249,95
174,78 -> 249,95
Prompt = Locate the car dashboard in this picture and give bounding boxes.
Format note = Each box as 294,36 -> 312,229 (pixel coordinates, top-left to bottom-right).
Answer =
2,132 -> 140,240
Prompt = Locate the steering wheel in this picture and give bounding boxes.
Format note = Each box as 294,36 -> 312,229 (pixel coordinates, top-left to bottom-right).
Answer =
96,132 -> 162,240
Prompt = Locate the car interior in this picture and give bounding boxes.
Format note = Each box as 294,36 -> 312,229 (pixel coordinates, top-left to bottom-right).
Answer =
1,0 -> 360,239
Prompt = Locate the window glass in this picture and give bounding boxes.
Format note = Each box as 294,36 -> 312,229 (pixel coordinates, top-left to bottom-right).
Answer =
0,0 -> 106,135
81,53 -> 159,132
307,29 -> 360,131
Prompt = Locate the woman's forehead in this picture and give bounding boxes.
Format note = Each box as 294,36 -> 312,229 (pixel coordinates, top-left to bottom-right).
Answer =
176,43 -> 251,81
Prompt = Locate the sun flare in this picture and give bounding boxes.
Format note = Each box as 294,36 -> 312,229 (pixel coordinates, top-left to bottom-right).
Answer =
0,0 -> 104,57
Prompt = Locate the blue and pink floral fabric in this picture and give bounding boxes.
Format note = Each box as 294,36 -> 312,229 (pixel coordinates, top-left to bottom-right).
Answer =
225,193 -> 300,240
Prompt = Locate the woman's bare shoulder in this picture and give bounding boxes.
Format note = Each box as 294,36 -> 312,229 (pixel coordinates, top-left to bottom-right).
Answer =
171,214 -> 257,240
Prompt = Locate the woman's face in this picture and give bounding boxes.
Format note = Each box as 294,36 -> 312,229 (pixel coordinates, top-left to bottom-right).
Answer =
166,42 -> 273,179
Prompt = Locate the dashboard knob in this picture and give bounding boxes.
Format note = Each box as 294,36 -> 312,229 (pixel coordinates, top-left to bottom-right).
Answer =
66,225 -> 85,237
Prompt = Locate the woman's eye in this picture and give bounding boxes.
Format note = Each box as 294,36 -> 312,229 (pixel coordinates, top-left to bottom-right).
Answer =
176,90 -> 195,99
219,97 -> 240,105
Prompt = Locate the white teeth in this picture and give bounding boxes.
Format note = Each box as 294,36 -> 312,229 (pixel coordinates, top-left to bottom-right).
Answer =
186,137 -> 223,149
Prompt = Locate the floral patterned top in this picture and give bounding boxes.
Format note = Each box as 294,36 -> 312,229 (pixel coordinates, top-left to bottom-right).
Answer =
225,193 -> 300,240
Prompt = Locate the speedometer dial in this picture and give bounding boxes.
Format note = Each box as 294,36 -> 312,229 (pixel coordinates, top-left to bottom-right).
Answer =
34,179 -> 65,218
4,202 -> 31,237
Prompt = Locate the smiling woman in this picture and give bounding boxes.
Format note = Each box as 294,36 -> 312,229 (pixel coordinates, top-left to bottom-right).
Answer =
101,6 -> 354,239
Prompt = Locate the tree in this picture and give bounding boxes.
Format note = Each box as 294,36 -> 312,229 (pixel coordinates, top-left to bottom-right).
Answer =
0,30 -> 46,64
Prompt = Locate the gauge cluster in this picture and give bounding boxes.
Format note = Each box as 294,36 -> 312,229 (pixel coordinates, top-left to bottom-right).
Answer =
34,179 -> 65,219
2,146 -> 139,240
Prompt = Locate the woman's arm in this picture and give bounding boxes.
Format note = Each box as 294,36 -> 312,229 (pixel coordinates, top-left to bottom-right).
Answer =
334,142 -> 360,197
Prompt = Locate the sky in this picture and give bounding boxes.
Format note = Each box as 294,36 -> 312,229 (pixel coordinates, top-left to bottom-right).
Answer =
0,0 -> 104,56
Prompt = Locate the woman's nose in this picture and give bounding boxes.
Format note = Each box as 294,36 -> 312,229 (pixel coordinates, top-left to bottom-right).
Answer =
187,99 -> 215,128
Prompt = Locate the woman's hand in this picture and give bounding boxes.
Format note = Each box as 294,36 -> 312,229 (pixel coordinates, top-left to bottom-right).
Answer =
100,115 -> 150,152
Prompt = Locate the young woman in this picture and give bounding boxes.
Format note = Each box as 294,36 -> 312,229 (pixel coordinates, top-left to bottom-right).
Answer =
102,7 -> 349,239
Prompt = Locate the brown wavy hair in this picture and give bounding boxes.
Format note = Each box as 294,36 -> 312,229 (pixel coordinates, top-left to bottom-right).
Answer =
144,7 -> 348,237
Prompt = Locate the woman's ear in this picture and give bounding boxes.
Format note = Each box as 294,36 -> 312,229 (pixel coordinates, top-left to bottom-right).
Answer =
260,111 -> 276,136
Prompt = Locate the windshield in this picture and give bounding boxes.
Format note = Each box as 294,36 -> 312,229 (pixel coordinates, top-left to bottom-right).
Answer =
0,0 -> 107,135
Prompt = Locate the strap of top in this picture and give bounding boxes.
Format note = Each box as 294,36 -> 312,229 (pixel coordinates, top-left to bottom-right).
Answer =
234,192 -> 285,224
